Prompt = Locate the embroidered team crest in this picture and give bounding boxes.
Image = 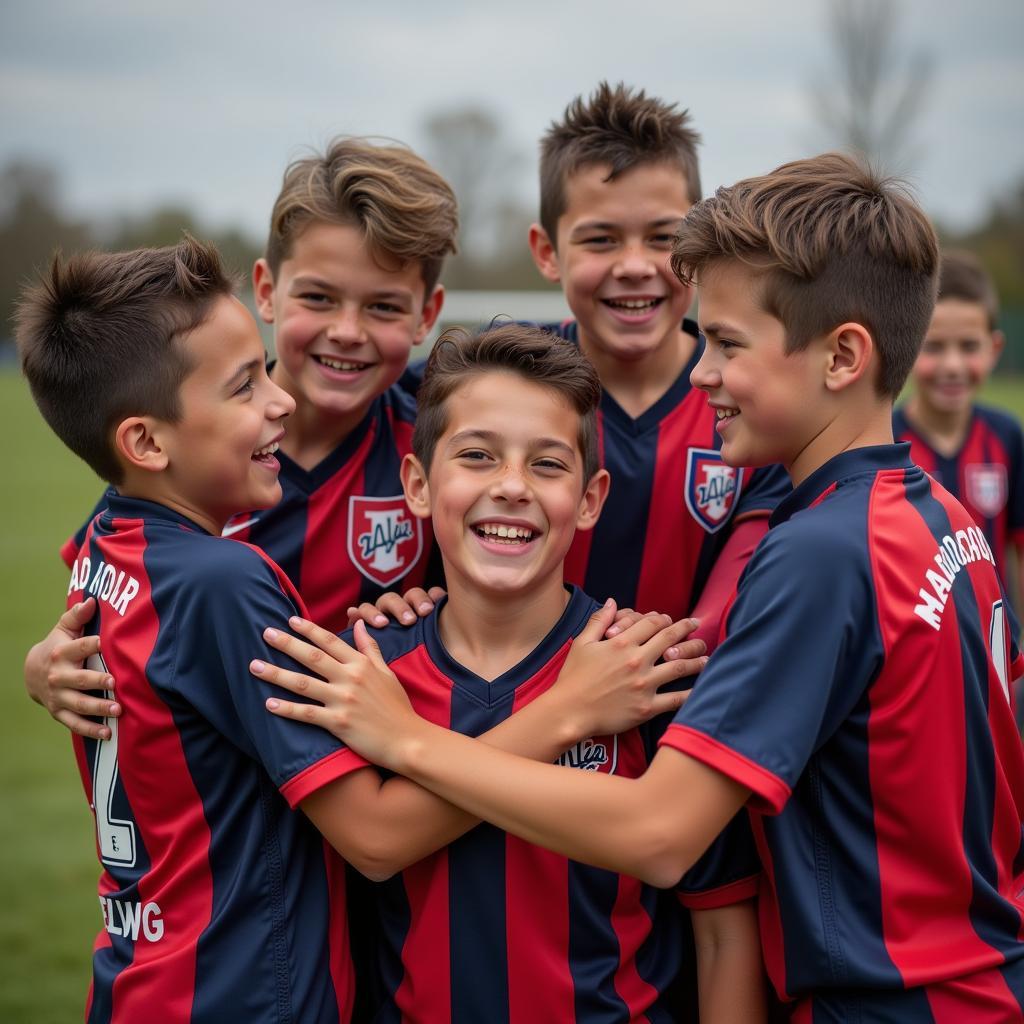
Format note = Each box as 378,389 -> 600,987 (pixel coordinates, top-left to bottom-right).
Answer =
348,495 -> 423,587
555,735 -> 618,774
684,448 -> 743,533
965,463 -> 1008,518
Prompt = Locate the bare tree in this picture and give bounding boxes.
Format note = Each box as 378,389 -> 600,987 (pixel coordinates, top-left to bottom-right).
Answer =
811,0 -> 932,173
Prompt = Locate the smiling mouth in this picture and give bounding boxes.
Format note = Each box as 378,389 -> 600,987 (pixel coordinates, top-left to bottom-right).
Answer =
601,297 -> 665,315
252,441 -> 280,463
473,522 -> 538,545
313,355 -> 373,372
715,407 -> 740,422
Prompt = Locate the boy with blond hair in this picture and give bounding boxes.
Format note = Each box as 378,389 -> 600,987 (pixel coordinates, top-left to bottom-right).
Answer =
272,154 -> 1024,1019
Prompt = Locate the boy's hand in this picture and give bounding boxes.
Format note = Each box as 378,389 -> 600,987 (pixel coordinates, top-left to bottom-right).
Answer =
346,586 -> 448,629
549,599 -> 707,739
253,618 -> 422,768
24,598 -> 119,740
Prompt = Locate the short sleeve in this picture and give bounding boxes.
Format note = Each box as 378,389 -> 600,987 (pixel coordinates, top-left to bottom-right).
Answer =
676,810 -> 760,909
659,518 -> 884,814
171,543 -> 368,807
733,463 -> 790,522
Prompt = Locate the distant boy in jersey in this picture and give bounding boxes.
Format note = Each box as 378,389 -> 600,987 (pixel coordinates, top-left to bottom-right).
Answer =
25,138 -> 456,736
382,83 -> 788,645
894,250 -> 1024,611
253,323 -> 766,1022
17,240 -> 707,1022
269,155 -> 1024,1019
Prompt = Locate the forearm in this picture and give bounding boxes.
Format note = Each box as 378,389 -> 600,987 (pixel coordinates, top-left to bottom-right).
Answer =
693,902 -> 767,1024
390,724 -> 748,887
308,691 -> 590,879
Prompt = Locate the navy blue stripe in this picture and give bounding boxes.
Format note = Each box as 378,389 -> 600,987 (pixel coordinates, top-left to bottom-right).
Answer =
374,866 -> 411,1024
809,983 -> 934,1023
448,686 -> 512,1024
1000,954 -> 1024,1014
248,489 -> 308,596
903,469 -> 1024,961
567,863 -> 628,1021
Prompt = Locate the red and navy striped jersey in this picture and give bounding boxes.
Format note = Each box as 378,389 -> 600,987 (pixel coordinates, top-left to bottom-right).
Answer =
62,386 -> 437,633
660,444 -> 1024,1016
360,587 -> 759,1023
405,321 -> 790,618
894,402 -> 1024,590
67,493 -> 367,1023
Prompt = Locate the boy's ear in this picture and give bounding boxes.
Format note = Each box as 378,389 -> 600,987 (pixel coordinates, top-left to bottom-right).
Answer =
400,453 -> 432,520
528,223 -> 562,284
252,258 -> 276,324
114,417 -> 169,475
414,285 -> 445,346
575,468 -> 611,533
989,329 -> 1006,368
824,323 -> 874,393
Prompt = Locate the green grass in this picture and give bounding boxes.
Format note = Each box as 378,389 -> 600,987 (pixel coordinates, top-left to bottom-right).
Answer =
0,367 -> 1021,1021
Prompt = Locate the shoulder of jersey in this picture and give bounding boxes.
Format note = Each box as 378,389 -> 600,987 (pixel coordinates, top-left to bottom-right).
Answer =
339,615 -> 428,665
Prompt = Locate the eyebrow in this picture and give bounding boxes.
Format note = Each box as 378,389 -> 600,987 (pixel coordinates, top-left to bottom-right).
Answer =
571,216 -> 683,233
289,276 -> 414,302
700,322 -> 742,339
225,358 -> 262,391
446,429 -> 577,458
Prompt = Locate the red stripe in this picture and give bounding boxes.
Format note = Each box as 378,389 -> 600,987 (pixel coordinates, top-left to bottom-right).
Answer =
898,426 -> 939,474
393,649 -> 454,1022
635,398 -> 707,619
323,840 -> 355,1024
61,532 -> 81,569
959,420 -> 1012,581
866,473 -> 1017,984
281,748 -> 370,807
678,874 -> 759,910
563,412 -> 603,591
749,813 -> 790,1001
925,966 -> 1024,1022
301,428 -> 375,631
659,725 -> 790,813
93,523 -> 213,1024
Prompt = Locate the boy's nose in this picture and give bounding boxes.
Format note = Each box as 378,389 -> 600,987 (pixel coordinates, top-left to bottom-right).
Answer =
490,464 -> 530,501
690,346 -> 720,391
614,243 -> 655,278
326,308 -> 366,345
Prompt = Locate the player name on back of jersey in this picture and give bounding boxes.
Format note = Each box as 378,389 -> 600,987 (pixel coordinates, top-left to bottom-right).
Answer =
914,525 -> 996,631
67,553 -> 140,618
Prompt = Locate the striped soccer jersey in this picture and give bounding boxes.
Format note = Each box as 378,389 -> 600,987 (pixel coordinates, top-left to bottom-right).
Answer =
894,402 -> 1024,592
62,385 -> 436,633
67,493 -> 367,1023
362,586 -> 759,1024
660,444 -> 1024,1019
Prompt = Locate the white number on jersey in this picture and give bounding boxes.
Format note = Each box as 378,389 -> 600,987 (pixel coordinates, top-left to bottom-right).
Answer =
88,652 -> 137,868
990,600 -> 1011,707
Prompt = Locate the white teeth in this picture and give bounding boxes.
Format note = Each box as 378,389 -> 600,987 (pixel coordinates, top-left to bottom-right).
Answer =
715,408 -> 739,420
477,523 -> 535,542
253,441 -> 280,457
317,356 -> 367,372
605,298 -> 660,310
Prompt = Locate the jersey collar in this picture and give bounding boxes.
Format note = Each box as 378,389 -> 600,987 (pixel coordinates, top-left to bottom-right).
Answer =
769,443 -> 914,527
103,491 -> 215,534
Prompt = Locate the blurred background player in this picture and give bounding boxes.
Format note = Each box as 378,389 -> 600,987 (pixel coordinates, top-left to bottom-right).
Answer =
894,249 -> 1023,614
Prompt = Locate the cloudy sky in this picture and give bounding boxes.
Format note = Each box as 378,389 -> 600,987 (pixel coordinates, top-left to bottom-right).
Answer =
2,0 -> 1022,243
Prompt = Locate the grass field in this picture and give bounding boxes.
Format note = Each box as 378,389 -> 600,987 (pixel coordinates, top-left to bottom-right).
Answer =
1,367 -> 1022,1022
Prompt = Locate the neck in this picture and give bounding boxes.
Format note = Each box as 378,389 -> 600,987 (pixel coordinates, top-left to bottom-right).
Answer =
270,363 -> 371,470
115,480 -> 225,536
438,570 -> 571,682
905,395 -> 973,456
787,399 -> 895,488
579,327 -> 695,419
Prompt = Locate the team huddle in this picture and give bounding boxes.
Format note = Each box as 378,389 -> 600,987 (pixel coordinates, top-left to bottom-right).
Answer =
18,83 -> 1024,1022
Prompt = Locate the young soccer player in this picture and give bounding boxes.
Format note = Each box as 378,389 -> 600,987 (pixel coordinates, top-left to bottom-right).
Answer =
265,155 -> 1024,1018
18,239 -> 707,1022
253,323 -> 766,1022
25,138 -> 457,737
894,249 -> 1024,610
383,83 -> 788,650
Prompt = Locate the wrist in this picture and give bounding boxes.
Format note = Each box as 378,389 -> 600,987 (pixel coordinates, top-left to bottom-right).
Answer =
535,685 -> 589,750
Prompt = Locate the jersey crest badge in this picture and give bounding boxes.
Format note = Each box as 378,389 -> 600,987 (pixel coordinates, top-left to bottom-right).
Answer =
965,463 -> 1008,518
684,448 -> 743,533
348,495 -> 423,587
555,735 -> 618,774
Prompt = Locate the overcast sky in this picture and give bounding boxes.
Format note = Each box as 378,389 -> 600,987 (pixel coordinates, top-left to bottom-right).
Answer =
2,0 -> 1022,245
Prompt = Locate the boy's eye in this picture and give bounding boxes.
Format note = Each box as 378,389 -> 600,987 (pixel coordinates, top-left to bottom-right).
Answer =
649,233 -> 675,247
457,449 -> 493,462
370,302 -> 405,315
579,235 -> 615,247
234,377 -> 255,397
299,292 -> 331,305
534,458 -> 569,472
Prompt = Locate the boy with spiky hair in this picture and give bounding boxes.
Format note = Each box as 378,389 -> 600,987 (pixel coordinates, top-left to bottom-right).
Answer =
386,83 -> 787,651
273,154 -> 1024,1018
895,249 -> 1024,612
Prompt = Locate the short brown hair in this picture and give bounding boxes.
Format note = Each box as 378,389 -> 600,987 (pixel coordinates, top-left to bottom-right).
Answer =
413,323 -> 601,481
937,249 -> 999,329
265,138 -> 459,294
539,81 -> 702,241
16,236 -> 233,484
671,152 -> 939,397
